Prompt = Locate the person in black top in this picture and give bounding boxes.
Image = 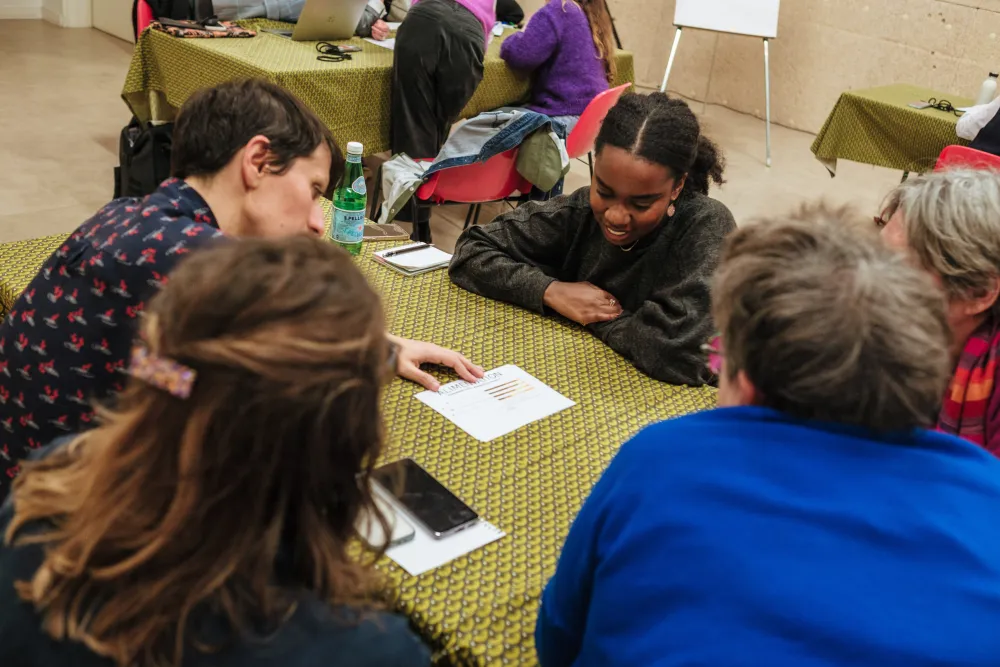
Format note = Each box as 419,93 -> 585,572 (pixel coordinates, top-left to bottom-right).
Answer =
449,93 -> 735,385
0,79 -> 482,499
0,237 -> 430,666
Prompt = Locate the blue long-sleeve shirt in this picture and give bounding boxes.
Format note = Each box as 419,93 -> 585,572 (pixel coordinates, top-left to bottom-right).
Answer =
536,406 -> 1000,666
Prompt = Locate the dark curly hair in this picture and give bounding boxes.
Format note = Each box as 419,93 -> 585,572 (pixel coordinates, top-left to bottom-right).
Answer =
595,92 -> 725,197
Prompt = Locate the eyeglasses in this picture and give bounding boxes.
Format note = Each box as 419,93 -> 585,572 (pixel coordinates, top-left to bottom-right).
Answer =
316,42 -> 353,62
700,333 -> 722,376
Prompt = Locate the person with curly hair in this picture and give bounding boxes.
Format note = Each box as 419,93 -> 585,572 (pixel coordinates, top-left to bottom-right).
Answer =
449,93 -> 734,385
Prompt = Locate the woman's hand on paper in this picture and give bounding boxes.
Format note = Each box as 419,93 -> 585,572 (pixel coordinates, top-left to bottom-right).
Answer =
389,334 -> 485,391
371,19 -> 391,41
543,281 -> 623,326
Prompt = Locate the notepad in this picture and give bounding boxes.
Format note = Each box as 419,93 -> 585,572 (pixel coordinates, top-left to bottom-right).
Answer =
373,243 -> 452,276
386,21 -> 402,30
416,365 -> 576,441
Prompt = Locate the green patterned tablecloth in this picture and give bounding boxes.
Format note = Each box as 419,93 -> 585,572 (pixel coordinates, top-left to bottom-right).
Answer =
122,21 -> 635,156
810,84 -> 971,175
0,210 -> 714,665
361,246 -> 715,665
0,234 -> 68,316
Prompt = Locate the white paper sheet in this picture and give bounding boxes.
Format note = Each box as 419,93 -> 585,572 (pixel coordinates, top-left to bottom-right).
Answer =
386,21 -> 402,30
415,365 -> 575,442
385,519 -> 505,576
364,37 -> 396,50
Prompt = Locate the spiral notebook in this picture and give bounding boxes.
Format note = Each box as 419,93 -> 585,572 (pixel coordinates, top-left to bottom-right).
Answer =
372,243 -> 452,276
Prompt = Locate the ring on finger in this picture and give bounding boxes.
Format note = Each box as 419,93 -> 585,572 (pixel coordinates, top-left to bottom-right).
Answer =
609,298 -> 616,307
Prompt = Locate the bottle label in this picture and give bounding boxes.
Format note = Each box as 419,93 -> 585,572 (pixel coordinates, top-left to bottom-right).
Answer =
352,176 -> 367,196
333,207 -> 365,244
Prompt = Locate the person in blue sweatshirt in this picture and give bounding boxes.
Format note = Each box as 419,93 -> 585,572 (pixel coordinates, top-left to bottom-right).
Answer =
536,206 -> 1000,666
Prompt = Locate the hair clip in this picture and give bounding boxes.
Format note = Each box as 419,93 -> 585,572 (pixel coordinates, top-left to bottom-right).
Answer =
129,345 -> 196,399
701,333 -> 723,376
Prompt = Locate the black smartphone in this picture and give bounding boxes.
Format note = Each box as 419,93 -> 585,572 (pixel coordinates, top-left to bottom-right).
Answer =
372,458 -> 479,539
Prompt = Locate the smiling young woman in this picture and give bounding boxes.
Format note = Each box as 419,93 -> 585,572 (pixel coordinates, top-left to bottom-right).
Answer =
448,93 -> 735,385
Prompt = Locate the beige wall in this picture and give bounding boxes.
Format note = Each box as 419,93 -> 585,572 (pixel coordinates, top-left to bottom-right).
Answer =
521,0 -> 1000,134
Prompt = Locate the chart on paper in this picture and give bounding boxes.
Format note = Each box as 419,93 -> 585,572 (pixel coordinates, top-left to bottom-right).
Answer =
415,365 -> 575,442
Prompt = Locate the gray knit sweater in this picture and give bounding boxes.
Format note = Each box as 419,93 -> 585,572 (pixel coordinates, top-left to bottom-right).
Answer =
448,187 -> 736,386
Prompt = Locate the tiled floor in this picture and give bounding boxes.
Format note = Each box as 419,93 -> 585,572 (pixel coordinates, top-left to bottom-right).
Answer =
0,20 -> 908,250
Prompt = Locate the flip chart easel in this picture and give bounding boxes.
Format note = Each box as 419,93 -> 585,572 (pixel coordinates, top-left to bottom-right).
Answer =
659,0 -> 781,167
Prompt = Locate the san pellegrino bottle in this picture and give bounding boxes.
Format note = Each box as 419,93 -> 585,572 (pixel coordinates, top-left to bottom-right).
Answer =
331,141 -> 366,255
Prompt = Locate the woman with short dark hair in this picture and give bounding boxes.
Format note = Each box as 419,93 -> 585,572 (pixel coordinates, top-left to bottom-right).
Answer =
536,207 -> 1000,666
0,79 -> 483,501
449,93 -> 734,385
0,237 -> 430,667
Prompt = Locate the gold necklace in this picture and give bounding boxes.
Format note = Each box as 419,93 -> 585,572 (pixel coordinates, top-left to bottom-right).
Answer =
621,239 -> 640,252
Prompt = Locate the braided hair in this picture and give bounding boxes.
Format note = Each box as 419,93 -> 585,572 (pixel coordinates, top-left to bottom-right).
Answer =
595,93 -> 725,197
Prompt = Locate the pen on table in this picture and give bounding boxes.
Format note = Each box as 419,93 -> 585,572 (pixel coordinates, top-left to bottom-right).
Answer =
383,243 -> 431,258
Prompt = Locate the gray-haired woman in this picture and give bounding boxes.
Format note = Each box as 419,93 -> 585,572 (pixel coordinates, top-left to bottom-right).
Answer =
879,169 -> 1000,454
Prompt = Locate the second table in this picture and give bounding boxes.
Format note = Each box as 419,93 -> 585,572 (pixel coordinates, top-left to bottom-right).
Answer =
122,21 -> 636,156
810,83 -> 971,176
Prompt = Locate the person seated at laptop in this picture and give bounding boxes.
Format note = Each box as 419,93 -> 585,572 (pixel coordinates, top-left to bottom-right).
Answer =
0,236 -> 431,667
500,0 -> 614,133
449,93 -> 734,385
0,79 -> 483,501
214,0 -> 390,40
536,208 -> 1000,667
355,0 -> 391,40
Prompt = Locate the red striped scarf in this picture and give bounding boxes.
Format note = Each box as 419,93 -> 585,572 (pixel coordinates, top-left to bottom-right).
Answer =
938,316 -> 1000,455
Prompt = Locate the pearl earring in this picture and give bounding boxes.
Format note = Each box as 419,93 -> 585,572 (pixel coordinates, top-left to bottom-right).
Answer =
667,202 -> 676,217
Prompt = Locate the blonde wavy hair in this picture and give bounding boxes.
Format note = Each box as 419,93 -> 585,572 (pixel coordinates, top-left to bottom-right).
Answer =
5,236 -> 393,666
882,168 -> 1000,305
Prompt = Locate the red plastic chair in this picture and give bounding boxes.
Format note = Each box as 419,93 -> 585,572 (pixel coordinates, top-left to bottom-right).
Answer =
934,145 -> 1000,171
135,0 -> 155,38
409,148 -> 532,241
566,83 -> 632,177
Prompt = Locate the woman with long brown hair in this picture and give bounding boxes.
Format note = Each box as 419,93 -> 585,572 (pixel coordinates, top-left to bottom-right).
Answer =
0,237 -> 430,666
500,0 -> 616,133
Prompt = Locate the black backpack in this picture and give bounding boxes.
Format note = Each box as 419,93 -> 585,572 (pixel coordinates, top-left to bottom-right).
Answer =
114,117 -> 174,199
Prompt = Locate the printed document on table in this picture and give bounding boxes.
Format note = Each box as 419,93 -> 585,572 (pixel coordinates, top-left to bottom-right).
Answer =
415,365 -> 575,442
364,37 -> 396,50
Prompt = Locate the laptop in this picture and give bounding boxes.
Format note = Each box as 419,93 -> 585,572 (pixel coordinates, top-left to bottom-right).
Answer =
264,0 -> 369,41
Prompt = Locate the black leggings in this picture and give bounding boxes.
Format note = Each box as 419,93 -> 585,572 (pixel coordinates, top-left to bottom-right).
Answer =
391,0 -> 485,159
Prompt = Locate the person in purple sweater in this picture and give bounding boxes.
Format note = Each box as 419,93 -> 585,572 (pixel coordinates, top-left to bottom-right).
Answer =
500,0 -> 614,133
